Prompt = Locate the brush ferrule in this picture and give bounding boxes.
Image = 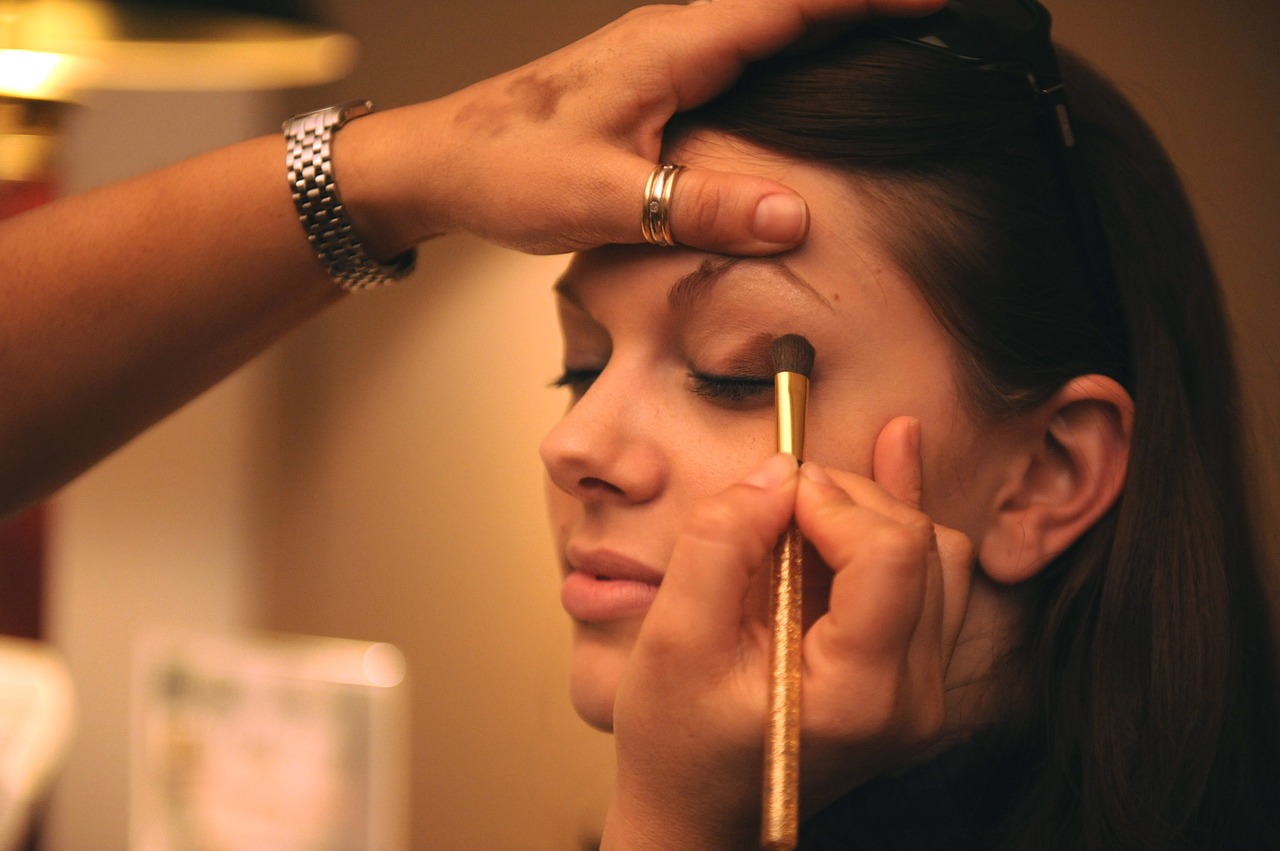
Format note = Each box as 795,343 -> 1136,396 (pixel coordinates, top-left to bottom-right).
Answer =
774,372 -> 809,459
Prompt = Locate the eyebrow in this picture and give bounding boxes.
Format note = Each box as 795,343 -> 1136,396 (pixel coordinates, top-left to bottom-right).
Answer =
667,257 -> 833,311
552,254 -> 834,313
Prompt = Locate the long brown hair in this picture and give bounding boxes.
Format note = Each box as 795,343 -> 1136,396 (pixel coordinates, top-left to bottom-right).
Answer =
672,30 -> 1280,850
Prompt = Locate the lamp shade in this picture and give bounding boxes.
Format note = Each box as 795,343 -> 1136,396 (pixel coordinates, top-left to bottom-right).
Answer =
154,1 -> 317,22
0,0 -> 357,97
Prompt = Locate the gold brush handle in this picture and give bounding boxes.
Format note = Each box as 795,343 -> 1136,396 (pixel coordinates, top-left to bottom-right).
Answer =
762,525 -> 803,849
763,366 -> 808,850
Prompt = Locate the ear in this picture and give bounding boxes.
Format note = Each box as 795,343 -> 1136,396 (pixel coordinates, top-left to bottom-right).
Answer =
979,375 -> 1134,585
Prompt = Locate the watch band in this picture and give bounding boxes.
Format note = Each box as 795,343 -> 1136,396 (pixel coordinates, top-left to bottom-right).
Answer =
283,100 -> 416,291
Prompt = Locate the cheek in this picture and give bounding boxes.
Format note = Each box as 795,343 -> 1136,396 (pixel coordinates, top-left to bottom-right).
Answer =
802,399 -> 878,475
799,370 -> 995,532
919,419 -> 1012,540
643,406 -> 779,504
686,429 -> 774,486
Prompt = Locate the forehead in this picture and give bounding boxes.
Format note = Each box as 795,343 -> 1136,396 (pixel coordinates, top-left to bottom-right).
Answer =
555,252 -> 834,315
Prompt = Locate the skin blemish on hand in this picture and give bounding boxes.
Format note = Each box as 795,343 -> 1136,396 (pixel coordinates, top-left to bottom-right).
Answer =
506,71 -> 569,122
454,70 -> 569,137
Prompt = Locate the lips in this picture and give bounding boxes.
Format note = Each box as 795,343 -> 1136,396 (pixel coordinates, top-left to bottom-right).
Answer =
560,549 -> 662,622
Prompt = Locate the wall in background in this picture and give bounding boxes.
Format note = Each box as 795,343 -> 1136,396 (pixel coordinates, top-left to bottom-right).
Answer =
39,1 -> 1278,849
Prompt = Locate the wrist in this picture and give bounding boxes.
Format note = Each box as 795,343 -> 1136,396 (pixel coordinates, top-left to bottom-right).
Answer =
283,101 -> 417,289
323,102 -> 446,262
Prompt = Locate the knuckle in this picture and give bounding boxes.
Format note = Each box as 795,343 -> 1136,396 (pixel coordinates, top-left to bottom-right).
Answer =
807,661 -> 902,740
904,512 -> 936,546
682,494 -> 745,545
863,672 -> 946,746
864,518 -> 932,566
680,186 -> 728,243
674,178 -> 750,247
635,619 -> 685,666
937,526 -> 975,565
621,4 -> 665,22
858,678 -> 906,735
805,660 -> 947,755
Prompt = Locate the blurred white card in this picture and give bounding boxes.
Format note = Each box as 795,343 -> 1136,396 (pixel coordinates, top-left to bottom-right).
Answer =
130,631 -> 408,851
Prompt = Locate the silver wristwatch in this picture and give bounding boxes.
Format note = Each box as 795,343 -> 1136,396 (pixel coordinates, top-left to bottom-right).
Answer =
283,100 -> 416,291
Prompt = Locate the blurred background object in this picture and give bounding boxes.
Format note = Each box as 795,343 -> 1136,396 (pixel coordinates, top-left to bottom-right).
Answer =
0,0 -> 355,93
130,632 -> 407,851
0,638 -> 74,851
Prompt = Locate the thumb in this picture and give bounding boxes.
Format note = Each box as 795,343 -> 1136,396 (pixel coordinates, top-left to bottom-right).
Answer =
872,416 -> 924,508
666,167 -> 810,255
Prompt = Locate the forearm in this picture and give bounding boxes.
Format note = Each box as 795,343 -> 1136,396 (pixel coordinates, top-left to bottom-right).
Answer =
0,133 -> 345,515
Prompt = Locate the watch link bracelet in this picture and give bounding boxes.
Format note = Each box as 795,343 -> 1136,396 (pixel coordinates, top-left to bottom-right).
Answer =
283,100 -> 416,291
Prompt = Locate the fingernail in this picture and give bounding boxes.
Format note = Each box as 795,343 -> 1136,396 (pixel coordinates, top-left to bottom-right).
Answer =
752,194 -> 808,245
906,416 -> 922,454
743,453 -> 798,488
801,462 -> 835,484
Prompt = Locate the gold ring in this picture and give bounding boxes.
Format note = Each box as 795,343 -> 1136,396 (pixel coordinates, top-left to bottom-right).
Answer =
641,163 -> 685,247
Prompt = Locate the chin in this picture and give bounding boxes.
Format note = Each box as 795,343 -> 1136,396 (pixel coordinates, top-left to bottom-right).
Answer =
566,620 -> 640,733
569,674 -> 616,733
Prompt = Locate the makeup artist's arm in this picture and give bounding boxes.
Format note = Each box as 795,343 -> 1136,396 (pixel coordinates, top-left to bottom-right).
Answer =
0,0 -> 945,518
602,419 -> 973,849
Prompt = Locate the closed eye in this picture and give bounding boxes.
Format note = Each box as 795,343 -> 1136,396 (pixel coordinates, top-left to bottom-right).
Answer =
689,371 -> 774,406
549,367 -> 601,400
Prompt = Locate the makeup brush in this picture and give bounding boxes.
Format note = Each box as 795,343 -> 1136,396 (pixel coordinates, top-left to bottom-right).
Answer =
763,333 -> 814,851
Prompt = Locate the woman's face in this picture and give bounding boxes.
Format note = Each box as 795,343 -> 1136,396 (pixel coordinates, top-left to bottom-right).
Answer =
541,134 -> 1013,731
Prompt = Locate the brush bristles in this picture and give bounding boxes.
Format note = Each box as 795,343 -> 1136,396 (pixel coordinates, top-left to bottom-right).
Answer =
770,334 -> 815,378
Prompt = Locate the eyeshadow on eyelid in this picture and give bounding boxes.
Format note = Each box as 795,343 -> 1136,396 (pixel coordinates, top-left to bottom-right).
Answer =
706,331 -> 777,375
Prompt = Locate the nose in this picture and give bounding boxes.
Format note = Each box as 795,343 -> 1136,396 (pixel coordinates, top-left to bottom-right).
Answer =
539,365 -> 667,506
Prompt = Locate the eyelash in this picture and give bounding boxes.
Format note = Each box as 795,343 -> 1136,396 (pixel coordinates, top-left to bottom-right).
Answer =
550,368 -> 776,406
689,371 -> 775,404
549,368 -> 599,397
